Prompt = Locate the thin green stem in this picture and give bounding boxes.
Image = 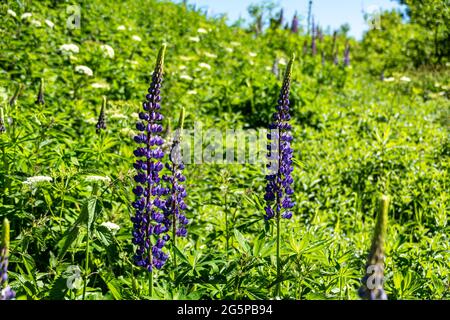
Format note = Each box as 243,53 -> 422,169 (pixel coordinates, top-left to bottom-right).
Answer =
276,207 -> 281,297
82,228 -> 90,300
149,271 -> 153,297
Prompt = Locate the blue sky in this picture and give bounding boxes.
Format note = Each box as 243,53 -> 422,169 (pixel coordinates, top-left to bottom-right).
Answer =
172,0 -> 405,39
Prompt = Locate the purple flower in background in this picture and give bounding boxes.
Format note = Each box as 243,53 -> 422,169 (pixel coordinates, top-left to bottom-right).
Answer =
264,55 -> 295,221
358,195 -> 390,300
291,14 -> 299,34
0,108 -> 6,134
35,78 -> 45,105
1,219 -> 15,300
163,108 -> 188,242
131,44 -> 170,272
96,96 -> 107,134
311,17 -> 317,56
344,42 -> 350,67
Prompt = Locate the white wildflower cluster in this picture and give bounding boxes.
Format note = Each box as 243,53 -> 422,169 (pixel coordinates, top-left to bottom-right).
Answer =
188,36 -> 200,43
91,82 -> 110,89
100,222 -> 120,232
59,44 -> 79,54
23,176 -> 52,185
100,44 -> 115,58
84,175 -> 111,183
132,35 -> 142,42
199,62 -> 211,70
180,74 -> 193,81
7,9 -> 17,18
75,65 -> 93,76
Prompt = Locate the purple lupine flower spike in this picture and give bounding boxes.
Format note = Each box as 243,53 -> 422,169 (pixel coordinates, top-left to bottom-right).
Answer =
291,13 -> 299,34
344,42 -> 350,67
1,219 -> 15,300
96,96 -> 107,134
132,44 -> 170,272
358,195 -> 389,300
35,78 -> 45,105
163,107 -> 188,241
0,108 -> 6,134
311,17 -> 317,56
264,54 -> 295,221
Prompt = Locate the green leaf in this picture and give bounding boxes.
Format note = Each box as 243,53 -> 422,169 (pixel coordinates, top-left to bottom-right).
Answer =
234,229 -> 250,254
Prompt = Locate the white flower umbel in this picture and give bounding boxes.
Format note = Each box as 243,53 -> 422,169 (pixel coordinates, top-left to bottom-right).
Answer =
7,9 -> 17,18
180,74 -> 193,81
30,19 -> 42,27
85,175 -> 111,183
383,77 -> 395,82
59,44 -> 79,54
75,65 -> 93,76
101,44 -> 115,58
187,90 -> 197,95
91,82 -> 110,89
197,28 -> 208,34
100,222 -> 120,232
199,62 -> 211,70
400,76 -> 411,82
45,19 -> 55,28
203,52 -> 217,59
131,35 -> 142,42
225,47 -> 233,53
117,25 -> 126,31
249,52 -> 257,57
188,36 -> 200,43
23,176 -> 53,185
21,12 -> 32,20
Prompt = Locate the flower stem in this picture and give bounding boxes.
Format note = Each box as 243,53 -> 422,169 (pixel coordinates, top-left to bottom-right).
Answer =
82,229 -> 90,300
276,206 -> 281,297
149,271 -> 153,297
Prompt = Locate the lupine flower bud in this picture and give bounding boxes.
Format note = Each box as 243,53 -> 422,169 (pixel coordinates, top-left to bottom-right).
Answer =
358,195 -> 389,300
163,107 -> 188,240
35,78 -> 45,105
0,108 -> 6,134
291,14 -> 299,34
344,42 -> 350,67
96,96 -> 107,134
333,47 -> 339,65
132,44 -> 170,272
9,83 -> 23,107
264,54 -> 295,221
1,219 -> 15,300
311,17 -> 317,56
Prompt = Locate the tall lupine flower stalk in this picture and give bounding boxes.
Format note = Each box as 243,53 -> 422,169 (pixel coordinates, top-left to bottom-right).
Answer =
311,17 -> 317,56
358,195 -> 389,300
96,96 -> 107,134
35,78 -> 45,105
333,47 -> 339,65
307,0 -> 313,35
163,107 -> 188,268
264,54 -> 295,296
302,40 -> 308,57
131,45 -> 170,291
331,31 -> 337,58
0,107 -> 6,134
1,218 -> 15,300
9,83 -> 23,107
344,42 -> 350,67
291,13 -> 299,34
